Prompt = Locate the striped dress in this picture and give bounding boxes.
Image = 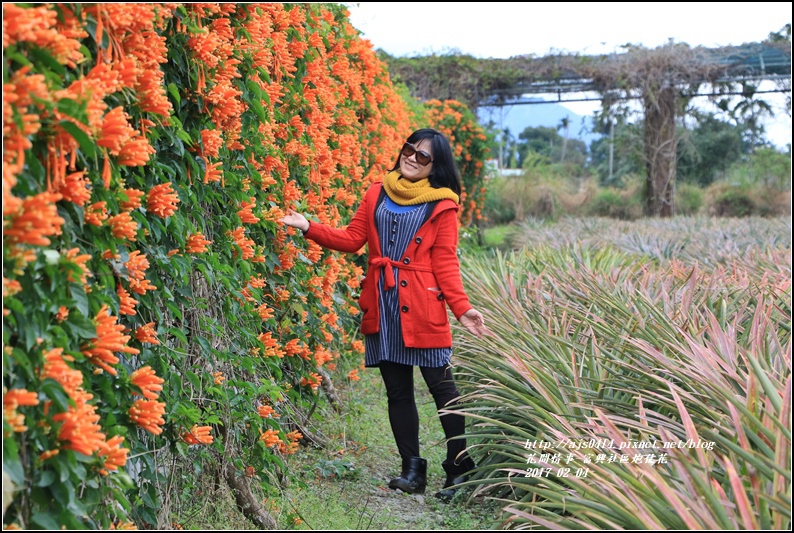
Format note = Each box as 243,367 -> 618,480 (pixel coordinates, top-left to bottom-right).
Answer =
364,196 -> 453,368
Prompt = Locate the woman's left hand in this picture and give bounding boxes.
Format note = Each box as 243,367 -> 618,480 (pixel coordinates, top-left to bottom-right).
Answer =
460,309 -> 491,337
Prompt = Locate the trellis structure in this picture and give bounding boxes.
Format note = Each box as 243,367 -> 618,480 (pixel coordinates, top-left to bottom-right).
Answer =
385,39 -> 791,216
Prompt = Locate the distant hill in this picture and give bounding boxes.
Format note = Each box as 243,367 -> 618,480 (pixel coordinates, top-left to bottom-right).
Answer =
477,99 -> 602,149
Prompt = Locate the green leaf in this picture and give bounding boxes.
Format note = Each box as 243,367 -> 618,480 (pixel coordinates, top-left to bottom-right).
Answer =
195,336 -> 213,357
3,437 -> 24,485
196,262 -> 215,285
34,470 -> 57,488
63,312 -> 97,340
176,129 -> 193,143
185,372 -> 201,390
50,479 -> 77,510
28,45 -> 65,76
56,98 -> 88,123
58,120 -> 97,159
32,511 -> 63,530
165,301 -> 184,320
169,327 -> 188,346
167,82 -> 181,105
41,378 -> 73,412
70,284 -> 90,317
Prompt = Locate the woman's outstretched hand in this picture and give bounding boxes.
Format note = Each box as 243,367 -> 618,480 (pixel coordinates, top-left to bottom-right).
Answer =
280,209 -> 310,232
460,308 -> 492,337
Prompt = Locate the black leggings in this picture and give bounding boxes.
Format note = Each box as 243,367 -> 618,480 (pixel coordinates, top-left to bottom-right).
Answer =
378,361 -> 466,464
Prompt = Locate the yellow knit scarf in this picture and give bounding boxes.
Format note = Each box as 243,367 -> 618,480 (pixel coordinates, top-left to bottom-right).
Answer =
382,170 -> 459,206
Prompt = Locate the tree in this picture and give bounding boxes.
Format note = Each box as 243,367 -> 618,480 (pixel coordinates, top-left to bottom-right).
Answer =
589,119 -> 645,187
381,37 -> 790,216
677,112 -> 744,186
517,126 -> 587,169
729,83 -> 774,153
558,116 -> 570,163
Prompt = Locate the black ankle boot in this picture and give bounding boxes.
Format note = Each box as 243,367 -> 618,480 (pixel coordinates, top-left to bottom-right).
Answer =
388,456 -> 427,494
434,456 -> 476,503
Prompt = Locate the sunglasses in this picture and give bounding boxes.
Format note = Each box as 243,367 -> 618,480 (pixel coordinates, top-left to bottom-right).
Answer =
400,142 -> 434,166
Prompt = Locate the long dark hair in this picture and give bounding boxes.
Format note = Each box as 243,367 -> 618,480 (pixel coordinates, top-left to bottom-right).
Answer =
389,128 -> 462,196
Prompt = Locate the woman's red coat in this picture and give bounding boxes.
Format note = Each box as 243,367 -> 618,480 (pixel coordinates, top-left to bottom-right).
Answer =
304,182 -> 472,349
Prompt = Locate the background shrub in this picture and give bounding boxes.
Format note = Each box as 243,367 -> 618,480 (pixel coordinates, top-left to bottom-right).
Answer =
675,182 -> 704,215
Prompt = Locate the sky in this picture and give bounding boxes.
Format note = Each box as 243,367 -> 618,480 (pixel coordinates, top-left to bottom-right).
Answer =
345,2 -> 792,149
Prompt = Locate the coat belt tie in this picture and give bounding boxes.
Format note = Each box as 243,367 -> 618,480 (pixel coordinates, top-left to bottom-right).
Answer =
368,256 -> 433,291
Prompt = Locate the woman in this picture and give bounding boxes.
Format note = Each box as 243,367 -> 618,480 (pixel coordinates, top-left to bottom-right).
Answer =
280,128 -> 488,502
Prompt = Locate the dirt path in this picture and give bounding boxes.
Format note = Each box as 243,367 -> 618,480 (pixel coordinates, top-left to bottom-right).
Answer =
280,366 -> 499,530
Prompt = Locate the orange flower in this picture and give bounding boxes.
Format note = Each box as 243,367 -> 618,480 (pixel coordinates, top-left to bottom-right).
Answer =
117,286 -> 138,316
125,250 -> 157,294
278,440 -> 299,455
118,135 -> 155,167
113,57 -> 140,89
2,4 -> 85,67
248,275 -> 266,289
107,212 -> 138,241
101,156 -> 112,189
128,399 -> 166,435
3,278 -> 22,300
39,449 -> 60,461
55,305 -> 69,321
237,197 -> 260,224
53,391 -> 106,456
200,129 -> 223,158
276,288 -> 291,302
203,159 -> 224,185
109,521 -> 137,530
182,424 -> 213,445
57,171 -> 91,206
129,277 -> 157,295
81,304 -> 140,375
244,465 -> 256,478
257,405 -> 279,419
347,369 -> 360,382
238,288 -> 255,303
306,241 -> 323,263
63,247 -> 92,284
134,322 -> 159,344
259,428 -> 282,447
4,191 -> 65,245
119,188 -> 144,211
97,106 -> 135,155
146,182 -> 179,218
84,201 -> 109,226
314,347 -> 333,367
212,371 -> 225,385
278,429 -> 303,455
136,68 -> 172,118
300,372 -> 322,391
283,339 -> 302,357
257,332 -> 284,358
256,303 -> 273,321
125,250 -> 149,280
228,226 -> 255,260
41,347 -> 82,397
98,435 -> 129,475
3,388 -> 40,433
186,232 -> 212,254
130,365 -> 164,400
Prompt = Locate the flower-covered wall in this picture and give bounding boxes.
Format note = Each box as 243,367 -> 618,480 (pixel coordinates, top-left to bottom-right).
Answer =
2,3 -> 487,529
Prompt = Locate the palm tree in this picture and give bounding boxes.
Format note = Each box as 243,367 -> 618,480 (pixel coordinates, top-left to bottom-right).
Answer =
558,116 -> 570,163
